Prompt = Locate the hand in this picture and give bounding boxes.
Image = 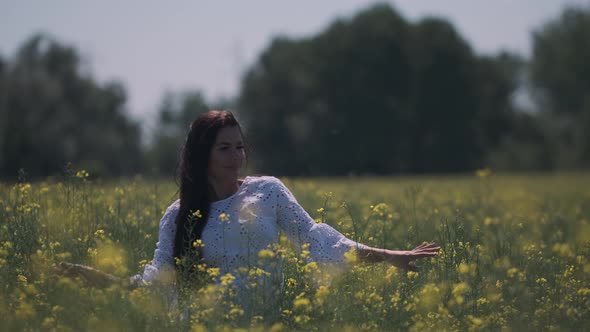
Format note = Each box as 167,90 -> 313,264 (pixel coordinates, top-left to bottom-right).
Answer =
387,242 -> 440,271
53,262 -> 123,288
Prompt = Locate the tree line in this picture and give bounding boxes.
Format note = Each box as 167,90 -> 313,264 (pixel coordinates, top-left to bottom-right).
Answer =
1,4 -> 589,179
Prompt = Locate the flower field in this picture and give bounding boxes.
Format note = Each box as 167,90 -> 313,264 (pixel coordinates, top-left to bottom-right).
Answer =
1,171 -> 589,331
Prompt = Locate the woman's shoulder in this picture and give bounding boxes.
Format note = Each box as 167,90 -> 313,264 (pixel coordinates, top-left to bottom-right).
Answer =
242,176 -> 296,202
166,199 -> 180,212
160,199 -> 180,224
244,175 -> 285,189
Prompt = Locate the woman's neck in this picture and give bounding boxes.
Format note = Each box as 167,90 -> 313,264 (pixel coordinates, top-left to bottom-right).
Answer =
208,178 -> 240,201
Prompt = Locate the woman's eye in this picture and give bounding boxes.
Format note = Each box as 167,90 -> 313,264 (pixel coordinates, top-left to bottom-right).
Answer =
237,146 -> 245,150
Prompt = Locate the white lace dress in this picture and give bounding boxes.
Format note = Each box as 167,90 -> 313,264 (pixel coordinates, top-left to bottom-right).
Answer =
137,176 -> 363,313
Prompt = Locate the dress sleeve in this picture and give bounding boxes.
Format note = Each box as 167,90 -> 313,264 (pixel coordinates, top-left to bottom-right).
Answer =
272,177 -> 364,264
132,202 -> 178,285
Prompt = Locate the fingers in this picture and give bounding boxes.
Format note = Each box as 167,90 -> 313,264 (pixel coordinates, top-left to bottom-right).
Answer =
53,262 -> 97,282
53,262 -> 79,277
390,242 -> 441,272
53,262 -> 123,288
413,242 -> 441,253
415,242 -> 440,249
424,242 -> 439,248
407,242 -> 441,261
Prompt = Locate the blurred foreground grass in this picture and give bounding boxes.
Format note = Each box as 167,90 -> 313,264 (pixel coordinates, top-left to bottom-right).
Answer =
1,171 -> 589,331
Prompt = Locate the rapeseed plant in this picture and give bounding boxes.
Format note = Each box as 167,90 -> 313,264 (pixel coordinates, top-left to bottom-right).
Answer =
0,172 -> 589,330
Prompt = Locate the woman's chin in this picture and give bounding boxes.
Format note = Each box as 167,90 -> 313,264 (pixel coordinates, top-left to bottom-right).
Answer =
225,170 -> 241,179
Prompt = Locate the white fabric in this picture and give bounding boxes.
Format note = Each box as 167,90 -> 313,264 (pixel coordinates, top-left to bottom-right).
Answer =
139,176 -> 363,286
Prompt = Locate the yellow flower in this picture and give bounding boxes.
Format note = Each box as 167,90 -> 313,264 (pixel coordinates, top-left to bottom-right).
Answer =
15,301 -> 36,320
192,324 -> 208,332
484,217 -> 498,225
191,210 -> 203,219
220,273 -> 235,286
458,262 -> 470,274
417,283 -> 441,311
19,183 -> 32,194
344,247 -> 358,264
300,248 -> 311,260
552,243 -> 574,257
458,262 -> 477,276
207,267 -> 220,279
75,170 -> 89,179
302,262 -> 318,274
42,317 -> 56,329
258,248 -> 275,260
293,293 -> 311,312
226,307 -> 244,320
315,285 -> 329,306
114,187 -> 124,196
475,168 -> 492,178
51,305 -> 64,315
468,315 -> 484,327
385,265 -> 398,280
270,323 -> 284,332
294,314 -> 310,325
286,278 -> 297,289
248,267 -> 270,278
371,203 -> 389,216
219,213 -> 230,223
17,275 -> 28,284
506,267 -> 520,278
24,284 -> 38,295
476,297 -> 489,307
452,282 -> 469,305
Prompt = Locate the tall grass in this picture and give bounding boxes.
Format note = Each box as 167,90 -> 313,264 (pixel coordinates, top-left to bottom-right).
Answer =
0,171 -> 589,331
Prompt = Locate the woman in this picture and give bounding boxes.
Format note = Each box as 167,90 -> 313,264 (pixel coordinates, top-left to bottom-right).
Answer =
58,110 -> 439,294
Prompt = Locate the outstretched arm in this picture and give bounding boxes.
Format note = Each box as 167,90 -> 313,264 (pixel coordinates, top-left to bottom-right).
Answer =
356,242 -> 440,271
272,177 -> 440,269
54,202 -> 179,289
54,262 -> 139,289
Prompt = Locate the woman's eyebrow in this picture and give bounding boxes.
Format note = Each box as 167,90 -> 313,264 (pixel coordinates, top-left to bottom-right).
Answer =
216,140 -> 243,146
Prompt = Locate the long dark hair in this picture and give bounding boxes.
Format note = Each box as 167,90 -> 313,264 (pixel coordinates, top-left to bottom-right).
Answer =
173,110 -> 243,263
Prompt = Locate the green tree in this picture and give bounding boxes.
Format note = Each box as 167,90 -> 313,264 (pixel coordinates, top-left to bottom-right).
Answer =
239,37 -> 317,174
475,52 -> 524,150
310,5 -> 412,174
240,5 -> 414,175
239,4 -> 520,175
405,18 -> 481,172
530,5 -> 590,167
0,34 -> 142,179
0,56 -> 6,172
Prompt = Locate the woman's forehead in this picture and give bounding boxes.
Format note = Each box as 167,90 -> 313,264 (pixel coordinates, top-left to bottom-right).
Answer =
215,126 -> 243,143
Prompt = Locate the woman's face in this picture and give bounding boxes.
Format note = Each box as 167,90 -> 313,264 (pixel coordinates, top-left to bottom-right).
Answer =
208,125 -> 246,182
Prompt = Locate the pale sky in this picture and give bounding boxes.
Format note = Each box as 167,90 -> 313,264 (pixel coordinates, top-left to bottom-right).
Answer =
1,0 -> 588,128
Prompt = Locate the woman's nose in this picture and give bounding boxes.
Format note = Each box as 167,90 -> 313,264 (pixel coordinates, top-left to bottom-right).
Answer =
232,148 -> 244,159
